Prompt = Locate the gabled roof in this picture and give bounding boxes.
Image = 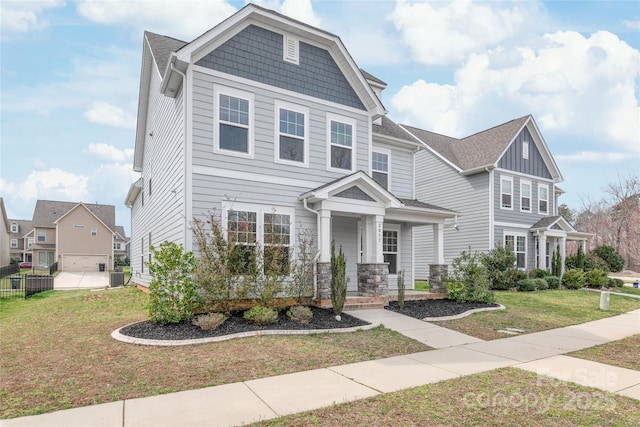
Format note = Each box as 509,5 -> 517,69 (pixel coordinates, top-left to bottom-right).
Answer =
32,200 -> 116,232
373,116 -> 421,149
530,216 -> 574,232
115,225 -> 128,241
401,115 -> 563,181
145,31 -> 187,76
8,219 -> 33,237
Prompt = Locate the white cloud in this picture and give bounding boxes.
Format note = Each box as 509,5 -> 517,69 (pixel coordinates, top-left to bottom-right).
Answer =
556,152 -> 627,162
77,0 -> 237,41
391,30 -> 640,152
2,169 -> 90,204
87,143 -> 134,162
623,20 -> 640,31
0,0 -> 64,37
388,0 -> 542,66
84,102 -> 136,129
279,0 -> 321,28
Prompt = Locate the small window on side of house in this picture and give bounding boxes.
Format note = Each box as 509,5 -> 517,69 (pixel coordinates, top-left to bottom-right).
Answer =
10,239 -> 18,248
500,177 -> 513,209
521,180 -> 531,212
372,150 -> 390,190
523,141 -> 529,160
11,224 -> 18,233
91,228 -> 97,236
37,230 -> 46,242
539,184 -> 549,215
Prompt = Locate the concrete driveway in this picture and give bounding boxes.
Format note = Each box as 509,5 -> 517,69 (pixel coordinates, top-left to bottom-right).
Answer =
54,272 -> 110,290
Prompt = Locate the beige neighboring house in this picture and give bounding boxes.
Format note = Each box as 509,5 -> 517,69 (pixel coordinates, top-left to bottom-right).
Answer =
0,198 -> 11,267
31,200 -> 117,272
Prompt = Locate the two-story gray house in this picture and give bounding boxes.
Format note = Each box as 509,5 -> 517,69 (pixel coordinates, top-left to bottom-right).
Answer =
406,115 -> 591,278
125,4 -> 456,301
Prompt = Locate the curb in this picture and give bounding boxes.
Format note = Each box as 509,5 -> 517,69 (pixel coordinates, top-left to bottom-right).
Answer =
422,304 -> 506,322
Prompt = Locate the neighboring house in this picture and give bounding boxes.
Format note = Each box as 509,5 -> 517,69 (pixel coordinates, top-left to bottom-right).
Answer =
31,200 -> 117,271
0,198 -> 10,266
126,4 -> 457,298
114,226 -> 129,262
405,115 -> 591,278
8,219 -> 34,264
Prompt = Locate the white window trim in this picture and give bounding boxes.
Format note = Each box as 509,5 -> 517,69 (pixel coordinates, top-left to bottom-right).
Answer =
10,223 -> 18,233
500,176 -> 513,210
10,239 -> 18,248
27,238 -> 34,248
538,183 -> 549,215
283,34 -> 299,65
274,100 -> 309,167
383,223 -> 401,277
326,113 -> 357,173
213,86 -> 254,159
520,179 -> 532,213
523,141 -> 529,160
503,231 -> 527,270
372,147 -> 391,190
37,230 -> 46,242
91,228 -> 97,236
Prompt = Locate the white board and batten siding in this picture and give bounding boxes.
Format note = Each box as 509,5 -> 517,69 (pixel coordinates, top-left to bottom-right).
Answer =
413,151 -> 490,279
130,68 -> 186,286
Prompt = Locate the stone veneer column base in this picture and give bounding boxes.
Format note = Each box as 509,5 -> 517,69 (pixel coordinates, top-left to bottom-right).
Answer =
429,264 -> 448,294
357,263 -> 389,297
316,262 -> 332,301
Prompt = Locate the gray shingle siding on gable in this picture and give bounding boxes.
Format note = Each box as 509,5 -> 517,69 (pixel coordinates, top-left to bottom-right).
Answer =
498,127 -> 552,179
196,25 -> 365,110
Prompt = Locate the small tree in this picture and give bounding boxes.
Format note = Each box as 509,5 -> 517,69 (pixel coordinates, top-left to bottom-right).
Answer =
481,244 -> 519,290
576,244 -> 585,270
551,244 -> 562,277
592,245 -> 624,273
447,249 -> 495,304
330,240 -> 347,317
147,241 -> 199,324
397,269 -> 405,309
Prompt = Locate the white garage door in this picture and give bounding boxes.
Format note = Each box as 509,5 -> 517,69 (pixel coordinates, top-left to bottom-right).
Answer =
63,255 -> 108,272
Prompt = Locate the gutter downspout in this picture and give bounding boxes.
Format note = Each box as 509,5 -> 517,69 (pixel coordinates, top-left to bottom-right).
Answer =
302,198 -> 321,300
170,62 -> 190,250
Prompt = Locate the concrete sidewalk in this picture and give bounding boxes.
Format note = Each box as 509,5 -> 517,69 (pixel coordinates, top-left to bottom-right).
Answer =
3,309 -> 639,427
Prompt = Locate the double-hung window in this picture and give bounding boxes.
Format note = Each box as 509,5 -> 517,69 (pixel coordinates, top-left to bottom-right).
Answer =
538,184 -> 549,215
505,234 -> 526,269
275,101 -> 308,166
372,150 -> 390,190
500,176 -> 513,209
383,228 -> 399,275
37,230 -> 46,242
10,224 -> 18,233
10,239 -> 17,248
264,213 -> 291,275
520,180 -> 531,212
215,87 -> 253,157
327,114 -> 355,172
27,238 -> 33,248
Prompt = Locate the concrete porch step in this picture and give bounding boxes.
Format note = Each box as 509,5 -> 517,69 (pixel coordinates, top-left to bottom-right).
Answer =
342,301 -> 387,311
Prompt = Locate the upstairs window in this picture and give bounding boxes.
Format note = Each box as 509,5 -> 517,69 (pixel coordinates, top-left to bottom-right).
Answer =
114,243 -> 122,250
10,239 -> 18,248
276,102 -> 308,166
539,184 -> 549,215
215,88 -> 253,157
10,223 -> 18,233
500,177 -> 513,209
91,228 -> 97,236
520,180 -> 531,212
327,114 -> 355,172
37,230 -> 46,242
372,151 -> 389,190
27,238 -> 34,248
523,141 -> 530,160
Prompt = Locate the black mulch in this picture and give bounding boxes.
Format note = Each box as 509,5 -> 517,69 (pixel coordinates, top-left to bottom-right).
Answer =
119,306 -> 369,341
385,299 -> 500,320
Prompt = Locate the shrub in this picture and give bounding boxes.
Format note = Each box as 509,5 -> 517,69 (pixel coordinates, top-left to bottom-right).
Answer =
516,279 -> 537,292
447,249 -> 495,304
544,276 -> 561,289
585,269 -> 608,288
592,246 -> 624,273
551,245 -> 562,277
330,240 -> 347,316
584,253 -> 610,272
529,269 -> 550,279
192,312 -> 227,330
243,306 -> 278,325
288,229 -> 316,305
562,269 -> 586,289
533,278 -> 549,290
607,278 -> 624,288
147,241 -> 199,325
286,305 -> 313,324
481,245 -> 521,291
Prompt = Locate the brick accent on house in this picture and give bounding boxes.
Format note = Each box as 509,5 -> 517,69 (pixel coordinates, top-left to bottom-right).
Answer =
357,263 -> 389,297
429,264 -> 448,293
316,262 -> 332,300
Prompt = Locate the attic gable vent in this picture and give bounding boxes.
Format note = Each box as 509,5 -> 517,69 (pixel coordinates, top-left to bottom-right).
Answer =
283,35 -> 299,65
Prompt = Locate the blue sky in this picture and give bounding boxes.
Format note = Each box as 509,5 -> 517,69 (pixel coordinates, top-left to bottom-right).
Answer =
1,0 -> 639,235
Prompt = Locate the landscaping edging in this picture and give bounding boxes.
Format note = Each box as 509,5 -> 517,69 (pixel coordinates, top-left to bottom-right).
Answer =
422,304 -> 506,321
111,322 -> 381,347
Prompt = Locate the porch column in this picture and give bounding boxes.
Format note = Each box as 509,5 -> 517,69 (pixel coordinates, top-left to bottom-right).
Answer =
560,237 -> 567,276
318,209 -> 331,263
433,223 -> 444,264
539,235 -> 547,271
363,215 -> 384,263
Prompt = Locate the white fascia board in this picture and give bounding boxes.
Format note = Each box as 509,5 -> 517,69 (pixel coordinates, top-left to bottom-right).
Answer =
124,178 -> 143,207
134,39 -> 154,172
527,117 -> 564,183
373,132 -> 422,151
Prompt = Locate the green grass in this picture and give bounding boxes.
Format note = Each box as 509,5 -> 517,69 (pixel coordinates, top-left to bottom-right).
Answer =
122,266 -> 131,283
414,281 -> 429,291
615,286 -> 640,296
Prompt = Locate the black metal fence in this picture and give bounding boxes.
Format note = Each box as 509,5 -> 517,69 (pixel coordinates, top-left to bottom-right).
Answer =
49,262 -> 58,275
0,264 -> 19,278
0,275 -> 54,299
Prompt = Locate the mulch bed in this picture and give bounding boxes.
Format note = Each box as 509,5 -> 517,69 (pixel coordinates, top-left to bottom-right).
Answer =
386,299 -> 499,319
120,299 -> 497,341
120,306 -> 369,341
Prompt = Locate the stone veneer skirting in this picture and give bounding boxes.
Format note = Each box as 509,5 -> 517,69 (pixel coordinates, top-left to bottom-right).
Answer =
429,264 -> 448,294
357,263 -> 389,297
315,262 -> 332,301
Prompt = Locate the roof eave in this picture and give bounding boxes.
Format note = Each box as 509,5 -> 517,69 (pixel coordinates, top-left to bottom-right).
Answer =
125,178 -> 144,208
461,164 -> 496,176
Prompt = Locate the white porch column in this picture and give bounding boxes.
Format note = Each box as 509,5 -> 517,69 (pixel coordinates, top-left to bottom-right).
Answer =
539,235 -> 547,271
432,223 -> 445,265
364,215 -> 384,263
560,236 -> 567,276
318,209 -> 331,263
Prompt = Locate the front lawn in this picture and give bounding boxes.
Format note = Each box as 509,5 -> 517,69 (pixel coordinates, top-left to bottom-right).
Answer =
437,290 -> 640,340
570,334 -> 640,371
0,287 -> 427,419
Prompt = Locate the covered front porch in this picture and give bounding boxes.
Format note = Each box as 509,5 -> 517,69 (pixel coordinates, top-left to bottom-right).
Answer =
299,171 -> 457,307
530,216 -> 592,274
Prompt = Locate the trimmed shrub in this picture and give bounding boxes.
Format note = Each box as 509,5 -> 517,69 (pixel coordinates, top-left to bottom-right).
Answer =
530,269 -> 550,279
516,279 -> 537,292
397,269 -> 406,309
243,306 -> 278,325
286,305 -> 313,324
607,278 -> 624,288
562,269 -> 586,289
447,249 -> 495,304
481,245 -> 521,291
192,313 -> 227,331
544,276 -> 561,289
330,240 -> 347,316
592,246 -> 624,273
584,253 -> 610,272
585,269 -> 608,288
534,278 -> 549,290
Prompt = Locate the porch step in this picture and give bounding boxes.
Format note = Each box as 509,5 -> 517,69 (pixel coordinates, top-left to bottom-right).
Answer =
343,301 -> 388,311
